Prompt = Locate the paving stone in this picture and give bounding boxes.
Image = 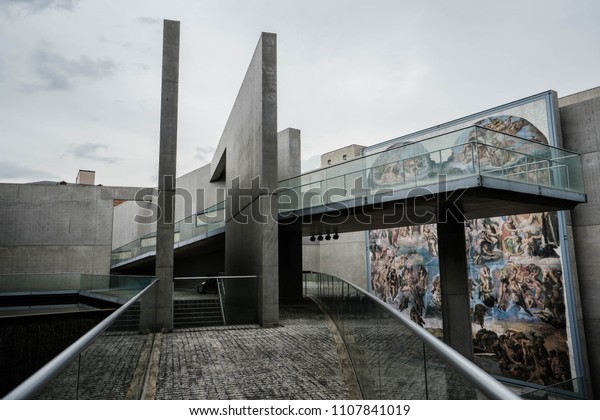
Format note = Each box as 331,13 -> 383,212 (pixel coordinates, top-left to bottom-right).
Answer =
155,299 -> 352,400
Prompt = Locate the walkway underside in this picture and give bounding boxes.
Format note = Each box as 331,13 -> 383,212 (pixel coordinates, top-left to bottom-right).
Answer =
279,176 -> 586,236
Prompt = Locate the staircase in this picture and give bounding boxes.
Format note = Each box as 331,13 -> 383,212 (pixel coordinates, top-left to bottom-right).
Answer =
110,301 -> 141,331
173,298 -> 224,328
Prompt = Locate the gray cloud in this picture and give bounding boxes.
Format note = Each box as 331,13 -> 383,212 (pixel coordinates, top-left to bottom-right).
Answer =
194,146 -> 216,162
301,154 -> 321,172
137,16 -> 161,25
21,44 -> 117,92
0,160 -> 58,182
0,0 -> 79,15
64,143 -> 121,164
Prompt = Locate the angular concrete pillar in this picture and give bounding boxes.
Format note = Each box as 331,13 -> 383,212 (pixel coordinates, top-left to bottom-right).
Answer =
141,19 -> 180,332
214,33 -> 278,327
437,215 -> 474,360
278,128 -> 303,299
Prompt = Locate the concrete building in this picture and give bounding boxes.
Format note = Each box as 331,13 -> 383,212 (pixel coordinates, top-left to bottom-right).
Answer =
1,20 -> 600,398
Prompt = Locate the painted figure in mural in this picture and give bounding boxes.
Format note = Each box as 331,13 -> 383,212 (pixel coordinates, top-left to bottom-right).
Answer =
422,227 -> 438,257
523,231 -> 544,257
549,350 -> 568,382
473,304 -> 488,328
368,141 -> 437,188
478,265 -> 496,307
410,307 -> 425,327
431,275 -> 442,310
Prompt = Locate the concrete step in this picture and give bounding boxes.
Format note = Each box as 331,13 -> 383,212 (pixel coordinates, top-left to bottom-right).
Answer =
173,299 -> 224,328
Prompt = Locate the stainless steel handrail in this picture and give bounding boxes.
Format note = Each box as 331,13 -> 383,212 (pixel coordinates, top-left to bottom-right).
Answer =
216,279 -> 227,325
3,278 -> 159,400
304,271 -> 520,400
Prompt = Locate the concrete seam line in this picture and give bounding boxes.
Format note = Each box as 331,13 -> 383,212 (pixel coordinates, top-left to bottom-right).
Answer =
141,332 -> 162,400
125,333 -> 155,400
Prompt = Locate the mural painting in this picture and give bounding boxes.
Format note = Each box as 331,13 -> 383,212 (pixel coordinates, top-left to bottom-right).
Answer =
368,115 -> 574,388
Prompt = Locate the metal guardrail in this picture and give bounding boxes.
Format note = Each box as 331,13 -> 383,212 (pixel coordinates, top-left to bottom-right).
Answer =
304,271 -> 520,400
3,279 -> 159,400
216,279 -> 226,325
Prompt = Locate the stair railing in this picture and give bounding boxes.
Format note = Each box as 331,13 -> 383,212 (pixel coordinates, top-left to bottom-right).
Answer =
216,278 -> 226,325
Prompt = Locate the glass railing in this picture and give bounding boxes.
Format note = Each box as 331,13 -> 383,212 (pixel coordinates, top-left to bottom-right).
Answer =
1,274 -> 157,399
519,377 -> 585,400
173,276 -> 258,326
111,201 -> 226,266
303,271 -> 520,400
279,126 -> 584,212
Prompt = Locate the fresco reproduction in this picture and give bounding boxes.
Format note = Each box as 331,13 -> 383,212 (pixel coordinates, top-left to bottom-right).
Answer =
369,115 -> 574,388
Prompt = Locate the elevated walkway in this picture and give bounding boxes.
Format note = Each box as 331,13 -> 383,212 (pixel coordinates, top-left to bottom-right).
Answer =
111,201 -> 225,270
112,126 -> 586,270
278,126 -> 586,235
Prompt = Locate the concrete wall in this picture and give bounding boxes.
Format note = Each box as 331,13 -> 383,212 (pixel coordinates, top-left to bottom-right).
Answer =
303,140 -> 369,289
321,144 -> 365,167
302,231 -> 369,290
209,33 -> 279,326
0,183 -> 142,275
111,164 -> 227,250
559,86 -> 600,398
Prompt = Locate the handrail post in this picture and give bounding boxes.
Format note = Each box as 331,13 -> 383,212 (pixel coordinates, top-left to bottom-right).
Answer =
217,278 -> 226,325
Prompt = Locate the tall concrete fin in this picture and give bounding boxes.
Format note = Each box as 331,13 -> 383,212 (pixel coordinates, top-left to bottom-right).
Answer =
141,19 -> 180,332
214,33 -> 278,326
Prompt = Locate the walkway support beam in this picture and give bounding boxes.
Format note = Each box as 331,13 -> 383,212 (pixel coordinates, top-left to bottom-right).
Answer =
437,212 -> 474,360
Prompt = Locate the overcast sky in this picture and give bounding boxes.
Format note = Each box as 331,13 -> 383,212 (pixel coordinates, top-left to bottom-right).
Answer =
1,0 -> 599,187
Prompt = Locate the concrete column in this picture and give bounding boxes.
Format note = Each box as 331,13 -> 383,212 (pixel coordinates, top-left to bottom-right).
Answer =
141,19 -> 179,332
277,128 -> 301,181
437,216 -> 474,360
278,128 -> 303,299
221,33 -> 279,327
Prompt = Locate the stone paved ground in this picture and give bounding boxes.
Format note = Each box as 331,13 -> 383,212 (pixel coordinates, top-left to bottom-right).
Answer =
155,299 -> 355,400
38,331 -> 150,399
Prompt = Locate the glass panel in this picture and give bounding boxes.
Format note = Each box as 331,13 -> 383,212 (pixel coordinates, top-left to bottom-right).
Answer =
519,377 -> 585,400
0,275 -> 155,399
111,201 -> 226,266
303,272 -> 514,399
278,126 -> 584,212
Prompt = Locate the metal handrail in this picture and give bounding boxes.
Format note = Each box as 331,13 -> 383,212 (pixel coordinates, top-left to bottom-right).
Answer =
216,279 -> 227,325
304,271 -> 521,400
3,278 -> 159,400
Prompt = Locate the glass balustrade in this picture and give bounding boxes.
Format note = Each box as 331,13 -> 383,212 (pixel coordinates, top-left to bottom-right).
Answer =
111,201 -> 225,266
279,126 -> 584,212
303,271 -> 519,400
0,274 -> 156,399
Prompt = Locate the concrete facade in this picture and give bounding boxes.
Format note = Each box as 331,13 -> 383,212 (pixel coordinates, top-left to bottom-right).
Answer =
303,140 -> 368,289
321,144 -> 365,167
302,233 -> 369,290
207,33 -> 279,326
559,86 -> 600,398
0,183 -> 148,275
